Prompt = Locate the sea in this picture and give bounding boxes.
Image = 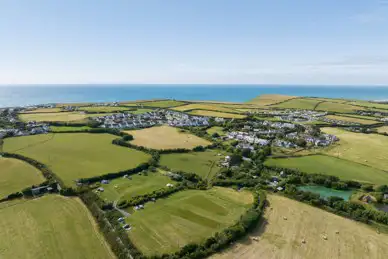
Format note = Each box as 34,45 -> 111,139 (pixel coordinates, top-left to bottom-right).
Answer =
1,84 -> 388,108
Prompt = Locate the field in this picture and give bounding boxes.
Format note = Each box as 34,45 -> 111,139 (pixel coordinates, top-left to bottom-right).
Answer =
160,150 -> 226,180
189,110 -> 246,118
3,133 -> 150,186
324,115 -> 378,125
206,126 -> 226,136
322,127 -> 388,171
126,187 -> 253,256
79,106 -> 132,113
0,157 -> 45,198
18,112 -> 87,122
124,125 -> 211,150
50,125 -> 92,132
172,103 -> 240,113
0,195 -> 114,259
315,101 -> 363,113
20,108 -> 63,113
265,155 -> 388,184
213,194 -> 388,259
248,94 -> 297,106
140,100 -> 186,107
271,98 -> 321,110
376,126 -> 388,134
346,100 -> 388,110
98,170 -> 175,202
127,108 -> 153,114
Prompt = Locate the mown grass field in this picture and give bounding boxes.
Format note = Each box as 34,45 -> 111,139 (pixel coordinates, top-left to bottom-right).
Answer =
125,125 -> 211,150
50,125 -> 92,132
18,112 -> 87,122
140,100 -> 186,107
0,157 -> 45,198
98,170 -> 176,202
315,101 -> 364,113
324,115 -> 378,125
189,110 -> 246,118
172,103 -> 240,113
79,106 -> 132,113
126,187 -> 253,256
127,108 -> 153,114
3,133 -> 150,186
206,126 -> 226,136
346,100 -> 388,110
20,108 -> 63,113
213,194 -> 388,259
0,195 -> 114,259
322,127 -> 388,171
160,150 -> 226,180
265,155 -> 388,184
271,98 -> 321,110
248,94 -> 297,106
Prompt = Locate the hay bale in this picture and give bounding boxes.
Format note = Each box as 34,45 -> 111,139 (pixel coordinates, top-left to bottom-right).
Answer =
283,216 -> 287,220
302,239 -> 306,244
335,230 -> 339,234
322,235 -> 328,240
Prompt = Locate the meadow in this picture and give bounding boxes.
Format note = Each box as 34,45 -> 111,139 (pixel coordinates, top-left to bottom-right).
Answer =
271,98 -> 321,110
172,103 -> 240,113
20,108 -> 63,113
50,125 -> 92,132
97,170 -> 176,202
206,126 -> 226,136
126,187 -> 253,256
189,110 -> 246,118
324,115 -> 378,125
0,195 -> 114,259
127,108 -> 154,114
0,157 -> 45,198
3,133 -> 150,186
248,94 -> 297,106
140,100 -> 186,108
79,106 -> 132,113
213,195 -> 388,259
322,127 -> 388,171
265,155 -> 388,184
125,125 -> 211,150
315,101 -> 363,113
160,150 -> 226,180
18,112 -> 87,122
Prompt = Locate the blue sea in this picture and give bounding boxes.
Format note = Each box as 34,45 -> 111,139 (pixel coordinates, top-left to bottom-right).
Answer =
1,84 -> 388,108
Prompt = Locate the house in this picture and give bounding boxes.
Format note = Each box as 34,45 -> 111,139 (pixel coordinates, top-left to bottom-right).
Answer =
384,194 -> 388,200
276,186 -> 284,192
31,186 -> 49,196
97,187 -> 104,192
166,183 -> 174,188
101,179 -> 109,184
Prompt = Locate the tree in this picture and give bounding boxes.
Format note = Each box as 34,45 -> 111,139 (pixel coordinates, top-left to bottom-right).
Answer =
229,154 -> 242,166
211,132 -> 220,138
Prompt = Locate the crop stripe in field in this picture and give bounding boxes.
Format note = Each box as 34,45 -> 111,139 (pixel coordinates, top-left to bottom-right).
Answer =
7,133 -> 56,153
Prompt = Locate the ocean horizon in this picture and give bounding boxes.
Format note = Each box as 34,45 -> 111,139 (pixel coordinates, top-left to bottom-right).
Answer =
2,84 -> 388,108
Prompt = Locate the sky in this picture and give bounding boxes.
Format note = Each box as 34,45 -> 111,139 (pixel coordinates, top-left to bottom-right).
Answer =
1,0 -> 388,85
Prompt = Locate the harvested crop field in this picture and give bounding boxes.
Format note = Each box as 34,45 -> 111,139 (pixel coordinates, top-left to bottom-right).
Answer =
0,157 -> 45,198
213,195 -> 388,259
160,150 -> 226,180
0,195 -> 114,259
248,94 -> 297,106
124,125 -> 211,150
271,98 -> 321,110
18,112 -> 87,122
79,106 -> 132,113
3,133 -> 150,186
324,115 -> 377,124
20,108 -> 63,113
126,187 -> 253,256
189,110 -> 246,118
140,100 -> 186,107
265,155 -> 388,184
172,103 -> 240,113
315,101 -> 363,113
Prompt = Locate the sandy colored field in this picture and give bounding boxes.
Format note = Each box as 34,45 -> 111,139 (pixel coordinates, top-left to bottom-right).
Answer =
322,127 -> 388,171
3,133 -> 150,186
79,106 -> 132,113
0,195 -> 114,259
19,112 -> 87,122
125,125 -> 211,150
324,115 -> 378,125
20,108 -> 63,113
140,100 -> 186,107
272,98 -> 322,110
0,157 -> 45,198
248,94 -> 297,106
172,103 -> 240,113
126,187 -> 253,256
189,110 -> 246,118
213,195 -> 388,259
376,126 -> 388,134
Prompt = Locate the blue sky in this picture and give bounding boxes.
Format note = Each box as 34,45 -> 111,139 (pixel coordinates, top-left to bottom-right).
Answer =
1,0 -> 388,85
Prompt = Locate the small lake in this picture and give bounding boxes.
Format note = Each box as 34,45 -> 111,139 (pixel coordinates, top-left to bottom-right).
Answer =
298,185 -> 353,201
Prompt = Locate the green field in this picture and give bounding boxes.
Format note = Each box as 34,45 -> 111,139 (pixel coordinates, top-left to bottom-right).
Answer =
346,100 -> 388,110
160,150 -> 226,180
50,125 -> 92,132
0,195 -> 114,259
315,101 -> 363,113
324,115 -> 378,125
128,108 -> 154,114
141,100 -> 186,107
271,98 -> 321,110
3,133 -> 150,186
0,157 -> 45,198
265,155 -> 388,184
20,108 -> 63,113
206,126 -> 226,136
248,94 -> 297,106
98,171 -> 176,202
126,187 -> 253,256
79,106 -> 132,113
189,110 -> 246,119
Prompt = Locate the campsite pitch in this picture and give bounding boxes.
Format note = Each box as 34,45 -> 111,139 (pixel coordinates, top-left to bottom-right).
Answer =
125,125 -> 211,150
0,195 -> 114,259
0,157 -> 45,199
126,187 -> 253,256
212,194 -> 388,259
3,133 -> 150,186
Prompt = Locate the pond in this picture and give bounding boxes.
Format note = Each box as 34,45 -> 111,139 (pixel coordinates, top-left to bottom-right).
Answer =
297,185 -> 353,201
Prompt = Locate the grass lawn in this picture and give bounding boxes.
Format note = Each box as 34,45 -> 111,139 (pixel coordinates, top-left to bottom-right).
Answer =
248,94 -> 297,106
124,125 -> 211,150
322,127 -> 388,172
126,187 -> 253,256
19,112 -> 87,122
50,125 -> 92,132
140,100 -> 186,108
213,194 -> 388,259
0,195 -> 114,259
160,150 -> 226,180
206,126 -> 226,136
97,171 -> 176,202
79,106 -> 132,113
315,101 -> 364,113
3,133 -> 150,186
0,157 -> 45,198
271,98 -> 321,110
324,115 -> 378,125
265,155 -> 388,184
189,110 -> 246,119
173,103 -> 240,113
